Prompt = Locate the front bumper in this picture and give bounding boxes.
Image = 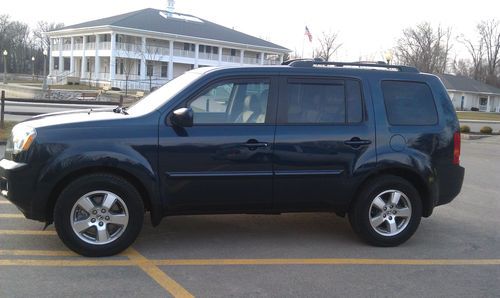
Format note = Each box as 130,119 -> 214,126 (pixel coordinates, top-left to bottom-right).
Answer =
0,158 -> 41,220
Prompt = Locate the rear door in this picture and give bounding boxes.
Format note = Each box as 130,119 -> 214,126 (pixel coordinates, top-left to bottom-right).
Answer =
273,76 -> 376,209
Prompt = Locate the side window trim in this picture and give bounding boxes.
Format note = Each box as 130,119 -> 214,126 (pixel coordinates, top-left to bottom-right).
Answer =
169,76 -> 276,126
277,76 -> 366,125
381,80 -> 439,126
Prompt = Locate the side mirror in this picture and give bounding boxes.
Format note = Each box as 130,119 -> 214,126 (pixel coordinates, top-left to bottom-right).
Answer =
170,107 -> 194,127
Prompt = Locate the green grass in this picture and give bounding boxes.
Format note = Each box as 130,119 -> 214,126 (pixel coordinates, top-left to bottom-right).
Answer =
0,121 -> 17,142
457,111 -> 500,121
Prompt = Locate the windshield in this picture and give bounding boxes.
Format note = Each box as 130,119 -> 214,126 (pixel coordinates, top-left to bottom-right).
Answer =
127,71 -> 201,115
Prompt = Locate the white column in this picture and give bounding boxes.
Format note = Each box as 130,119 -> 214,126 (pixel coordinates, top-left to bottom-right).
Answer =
260,52 -> 265,65
279,54 -> 284,64
487,95 -> 491,112
140,37 -> 146,80
70,37 -> 75,74
81,36 -> 86,78
94,35 -> 100,81
48,38 -> 54,76
168,41 -> 174,80
194,44 -> 199,68
110,33 -> 116,83
240,50 -> 244,65
58,37 -> 63,74
218,47 -> 222,66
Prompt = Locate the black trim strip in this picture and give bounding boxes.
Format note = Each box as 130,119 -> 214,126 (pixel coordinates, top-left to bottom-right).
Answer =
166,171 -> 273,178
275,170 -> 344,176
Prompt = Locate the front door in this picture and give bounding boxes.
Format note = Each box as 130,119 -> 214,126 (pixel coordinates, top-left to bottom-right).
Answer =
158,76 -> 277,212
273,76 -> 376,210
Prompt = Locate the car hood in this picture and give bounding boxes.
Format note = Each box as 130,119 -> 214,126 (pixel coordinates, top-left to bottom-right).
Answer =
21,108 -> 129,129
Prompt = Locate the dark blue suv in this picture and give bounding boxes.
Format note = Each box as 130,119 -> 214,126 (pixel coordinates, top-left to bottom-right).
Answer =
0,60 -> 465,256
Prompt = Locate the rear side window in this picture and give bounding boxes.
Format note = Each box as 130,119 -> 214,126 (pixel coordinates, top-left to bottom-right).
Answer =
279,78 -> 363,124
382,81 -> 438,125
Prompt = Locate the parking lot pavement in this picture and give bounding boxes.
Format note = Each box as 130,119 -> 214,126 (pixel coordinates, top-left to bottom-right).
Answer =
1,138 -> 499,297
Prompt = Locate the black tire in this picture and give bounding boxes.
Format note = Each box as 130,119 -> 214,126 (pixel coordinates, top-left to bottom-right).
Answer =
349,175 -> 422,247
54,173 -> 144,257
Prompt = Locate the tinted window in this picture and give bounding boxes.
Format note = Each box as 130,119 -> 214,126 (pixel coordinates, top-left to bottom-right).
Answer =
281,79 -> 363,124
189,80 -> 269,124
382,81 -> 437,125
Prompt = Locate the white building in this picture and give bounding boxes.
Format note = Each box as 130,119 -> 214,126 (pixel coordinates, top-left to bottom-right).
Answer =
46,7 -> 289,90
439,74 -> 500,112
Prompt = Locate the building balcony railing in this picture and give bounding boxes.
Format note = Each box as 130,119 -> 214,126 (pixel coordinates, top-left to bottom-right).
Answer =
243,57 -> 259,64
173,49 -> 195,58
198,52 -> 218,61
86,42 -> 96,50
62,44 -> 72,51
264,59 -> 280,65
74,43 -> 83,50
117,42 -> 142,52
99,42 -> 111,50
145,45 -> 170,57
221,55 -> 240,63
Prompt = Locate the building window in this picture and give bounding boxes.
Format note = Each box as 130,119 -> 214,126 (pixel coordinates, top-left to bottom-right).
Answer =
199,45 -> 204,53
63,57 -> 70,71
137,60 -> 141,76
53,58 -> 59,70
213,47 -> 219,54
230,49 -> 236,56
87,60 -> 91,73
120,60 -> 124,75
206,46 -> 211,53
161,63 -> 168,77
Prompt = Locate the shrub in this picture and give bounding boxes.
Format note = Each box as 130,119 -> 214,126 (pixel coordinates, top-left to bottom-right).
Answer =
471,107 -> 479,111
460,125 -> 470,133
480,126 -> 492,134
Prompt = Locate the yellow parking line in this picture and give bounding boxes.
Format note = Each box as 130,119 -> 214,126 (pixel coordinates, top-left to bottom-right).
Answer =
0,229 -> 57,236
152,258 -> 500,266
0,259 -> 134,267
0,249 -> 77,256
0,214 -> 23,218
125,248 -> 194,298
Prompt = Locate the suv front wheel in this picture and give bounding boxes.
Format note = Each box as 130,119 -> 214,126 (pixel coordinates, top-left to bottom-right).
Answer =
54,173 -> 144,257
349,175 -> 422,246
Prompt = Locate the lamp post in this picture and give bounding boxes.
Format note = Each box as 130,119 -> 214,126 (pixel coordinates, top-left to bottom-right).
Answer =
31,56 -> 35,81
3,50 -> 7,85
384,51 -> 393,65
42,49 -> 48,90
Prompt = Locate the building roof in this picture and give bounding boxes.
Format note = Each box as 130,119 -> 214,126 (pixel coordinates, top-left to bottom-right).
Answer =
438,74 -> 500,95
52,8 -> 289,52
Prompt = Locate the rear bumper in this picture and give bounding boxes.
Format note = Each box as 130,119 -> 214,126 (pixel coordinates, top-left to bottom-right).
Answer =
436,165 -> 465,206
0,159 -> 44,221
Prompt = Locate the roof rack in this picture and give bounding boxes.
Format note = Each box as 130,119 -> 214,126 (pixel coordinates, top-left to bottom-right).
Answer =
281,59 -> 419,73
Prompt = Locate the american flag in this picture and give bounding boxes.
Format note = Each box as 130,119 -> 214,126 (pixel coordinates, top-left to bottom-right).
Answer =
304,26 -> 312,42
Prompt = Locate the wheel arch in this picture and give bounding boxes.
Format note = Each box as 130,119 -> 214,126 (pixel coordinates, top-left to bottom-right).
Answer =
45,166 -> 162,226
351,167 -> 434,217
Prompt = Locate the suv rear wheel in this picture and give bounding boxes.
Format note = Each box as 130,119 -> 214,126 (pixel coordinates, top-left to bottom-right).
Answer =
54,173 -> 144,257
349,175 -> 422,246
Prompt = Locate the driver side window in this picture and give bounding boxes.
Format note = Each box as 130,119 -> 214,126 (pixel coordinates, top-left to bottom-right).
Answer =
189,80 -> 270,124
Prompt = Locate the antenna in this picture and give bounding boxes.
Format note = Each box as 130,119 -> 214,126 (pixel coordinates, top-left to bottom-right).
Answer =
166,0 -> 175,15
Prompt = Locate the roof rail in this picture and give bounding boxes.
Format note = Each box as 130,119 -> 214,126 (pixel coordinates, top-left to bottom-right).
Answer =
282,59 -> 419,73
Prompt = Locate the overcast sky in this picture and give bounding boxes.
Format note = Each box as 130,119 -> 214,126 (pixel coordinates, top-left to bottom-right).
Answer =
3,0 -> 499,61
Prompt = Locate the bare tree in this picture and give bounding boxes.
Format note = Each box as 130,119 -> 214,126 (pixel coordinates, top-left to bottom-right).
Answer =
141,39 -> 164,91
477,19 -> 500,85
314,31 -> 342,61
394,22 -> 452,74
458,33 -> 485,81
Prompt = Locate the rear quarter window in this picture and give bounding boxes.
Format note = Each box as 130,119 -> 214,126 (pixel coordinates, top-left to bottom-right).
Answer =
381,81 -> 438,125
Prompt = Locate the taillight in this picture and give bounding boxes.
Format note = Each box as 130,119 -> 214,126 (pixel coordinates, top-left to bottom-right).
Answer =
453,131 -> 461,165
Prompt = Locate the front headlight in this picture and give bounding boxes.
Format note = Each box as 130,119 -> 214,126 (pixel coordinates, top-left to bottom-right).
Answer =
7,125 -> 37,155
